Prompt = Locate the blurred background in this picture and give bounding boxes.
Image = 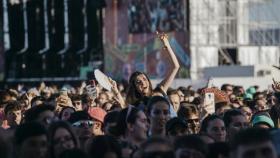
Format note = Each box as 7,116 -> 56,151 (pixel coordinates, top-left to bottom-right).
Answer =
0,0 -> 279,89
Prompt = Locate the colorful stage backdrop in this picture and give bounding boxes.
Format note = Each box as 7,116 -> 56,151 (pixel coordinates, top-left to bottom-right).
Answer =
103,0 -> 190,81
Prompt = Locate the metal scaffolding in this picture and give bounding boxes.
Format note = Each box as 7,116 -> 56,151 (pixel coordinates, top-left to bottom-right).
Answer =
190,0 -> 280,79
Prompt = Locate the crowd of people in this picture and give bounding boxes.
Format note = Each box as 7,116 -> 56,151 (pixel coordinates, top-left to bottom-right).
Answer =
128,0 -> 184,33
0,32 -> 280,158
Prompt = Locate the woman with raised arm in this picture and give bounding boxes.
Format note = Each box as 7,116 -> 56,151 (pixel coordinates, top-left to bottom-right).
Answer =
126,32 -> 180,107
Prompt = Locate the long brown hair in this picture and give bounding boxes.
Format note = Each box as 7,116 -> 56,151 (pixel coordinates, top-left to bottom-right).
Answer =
126,71 -> 153,105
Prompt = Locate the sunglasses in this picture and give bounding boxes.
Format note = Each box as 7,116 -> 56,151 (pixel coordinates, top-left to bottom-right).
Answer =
72,120 -> 94,128
185,118 -> 200,124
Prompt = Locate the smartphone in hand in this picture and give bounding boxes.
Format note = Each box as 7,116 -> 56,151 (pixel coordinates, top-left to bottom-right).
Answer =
85,80 -> 97,98
203,92 -> 215,114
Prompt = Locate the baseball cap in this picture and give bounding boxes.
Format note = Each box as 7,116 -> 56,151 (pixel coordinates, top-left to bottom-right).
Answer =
88,107 -> 107,123
252,115 -> 275,128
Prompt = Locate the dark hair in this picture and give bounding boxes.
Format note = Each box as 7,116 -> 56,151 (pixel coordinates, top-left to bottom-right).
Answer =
70,95 -> 82,102
58,107 -> 76,120
221,84 -> 232,91
68,111 -> 91,124
140,137 -> 173,152
177,86 -> 188,92
191,97 -> 201,106
230,128 -> 272,151
153,86 -> 167,96
147,96 -> 170,115
167,89 -> 178,96
30,96 -> 46,107
223,109 -> 244,128
115,106 -> 141,136
200,115 -> 223,133
4,101 -> 22,115
104,111 -> 120,136
174,135 -> 208,156
87,135 -> 122,158
48,121 -> 79,158
269,105 -> 280,128
253,92 -> 265,100
14,122 -> 47,146
177,102 -> 199,120
207,142 -> 230,158
104,111 -> 120,126
126,71 -> 153,105
59,148 -> 88,158
24,104 -> 55,123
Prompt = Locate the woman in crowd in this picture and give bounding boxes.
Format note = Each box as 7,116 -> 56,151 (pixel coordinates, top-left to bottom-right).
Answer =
48,121 -> 79,158
126,32 -> 180,106
115,106 -> 149,149
147,96 -> 171,137
200,115 -> 226,142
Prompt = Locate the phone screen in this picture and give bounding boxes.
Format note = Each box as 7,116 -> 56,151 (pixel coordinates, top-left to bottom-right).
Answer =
85,80 -> 97,98
204,92 -> 215,114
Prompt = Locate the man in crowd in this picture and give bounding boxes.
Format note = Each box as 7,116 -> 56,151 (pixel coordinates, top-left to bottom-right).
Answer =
230,128 -> 277,158
4,101 -> 22,129
13,122 -> 48,158
223,109 -> 249,140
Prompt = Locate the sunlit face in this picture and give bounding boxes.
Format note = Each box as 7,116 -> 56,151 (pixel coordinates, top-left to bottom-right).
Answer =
53,128 -> 75,158
206,119 -> 226,142
240,107 -> 252,122
134,74 -> 151,96
225,86 -> 233,95
185,114 -> 200,134
177,90 -> 185,102
169,94 -> 180,112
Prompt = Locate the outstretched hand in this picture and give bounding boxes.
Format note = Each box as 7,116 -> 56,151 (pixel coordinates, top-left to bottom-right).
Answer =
108,77 -> 118,94
156,31 -> 170,49
108,77 -> 126,108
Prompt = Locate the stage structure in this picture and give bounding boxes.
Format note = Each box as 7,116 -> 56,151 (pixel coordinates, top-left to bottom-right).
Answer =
190,0 -> 280,79
1,0 -> 106,81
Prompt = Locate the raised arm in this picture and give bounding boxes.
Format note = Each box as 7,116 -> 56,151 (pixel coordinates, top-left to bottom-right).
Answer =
157,31 -> 180,93
109,78 -> 126,109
